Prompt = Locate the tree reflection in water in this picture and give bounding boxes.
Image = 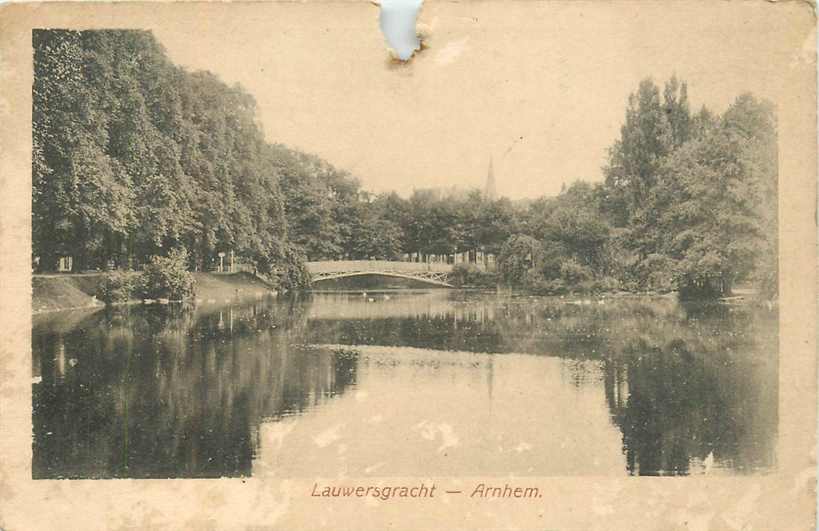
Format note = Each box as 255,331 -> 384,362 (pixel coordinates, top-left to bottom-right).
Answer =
304,293 -> 778,476
33,298 -> 357,479
32,291 -> 777,478
602,303 -> 778,476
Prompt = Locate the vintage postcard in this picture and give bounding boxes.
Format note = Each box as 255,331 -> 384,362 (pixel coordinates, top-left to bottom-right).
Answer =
0,1 -> 816,529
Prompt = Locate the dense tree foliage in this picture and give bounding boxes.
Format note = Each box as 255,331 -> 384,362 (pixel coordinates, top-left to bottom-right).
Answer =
33,30 -> 302,286
497,234 -> 542,285
495,77 -> 777,298
33,30 -> 777,299
499,77 -> 776,299
602,82 -> 778,297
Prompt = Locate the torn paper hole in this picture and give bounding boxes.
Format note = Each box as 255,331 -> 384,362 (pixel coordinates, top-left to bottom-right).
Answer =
375,0 -> 423,61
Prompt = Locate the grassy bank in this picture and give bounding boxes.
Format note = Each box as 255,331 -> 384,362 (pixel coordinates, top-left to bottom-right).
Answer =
32,275 -> 105,313
191,272 -> 276,301
32,272 -> 277,313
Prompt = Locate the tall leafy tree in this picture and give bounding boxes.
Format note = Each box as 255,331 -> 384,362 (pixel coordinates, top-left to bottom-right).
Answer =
653,94 -> 777,296
602,78 -> 675,229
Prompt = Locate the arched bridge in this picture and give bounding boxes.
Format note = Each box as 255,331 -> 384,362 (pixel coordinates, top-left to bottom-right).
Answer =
306,260 -> 454,287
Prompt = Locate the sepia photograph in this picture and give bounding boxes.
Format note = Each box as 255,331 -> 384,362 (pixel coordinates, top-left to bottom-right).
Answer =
1,1 -> 816,529
30,26 -> 780,479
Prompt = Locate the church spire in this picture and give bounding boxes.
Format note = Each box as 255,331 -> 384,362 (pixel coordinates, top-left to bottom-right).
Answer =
484,156 -> 497,200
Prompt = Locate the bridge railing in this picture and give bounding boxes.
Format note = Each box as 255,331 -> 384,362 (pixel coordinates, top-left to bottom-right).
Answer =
305,260 -> 453,274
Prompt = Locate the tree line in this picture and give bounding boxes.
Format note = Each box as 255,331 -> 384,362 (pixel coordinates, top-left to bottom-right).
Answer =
33,30 -> 777,298
33,30 -> 305,286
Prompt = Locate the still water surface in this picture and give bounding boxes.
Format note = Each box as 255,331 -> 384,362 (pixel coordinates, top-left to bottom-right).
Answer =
32,290 -> 778,478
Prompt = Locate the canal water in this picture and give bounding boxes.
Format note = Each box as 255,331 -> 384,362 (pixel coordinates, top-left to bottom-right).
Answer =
32,290 -> 778,478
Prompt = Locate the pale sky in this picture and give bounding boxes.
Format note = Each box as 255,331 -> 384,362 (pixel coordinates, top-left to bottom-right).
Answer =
150,1 -> 809,199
